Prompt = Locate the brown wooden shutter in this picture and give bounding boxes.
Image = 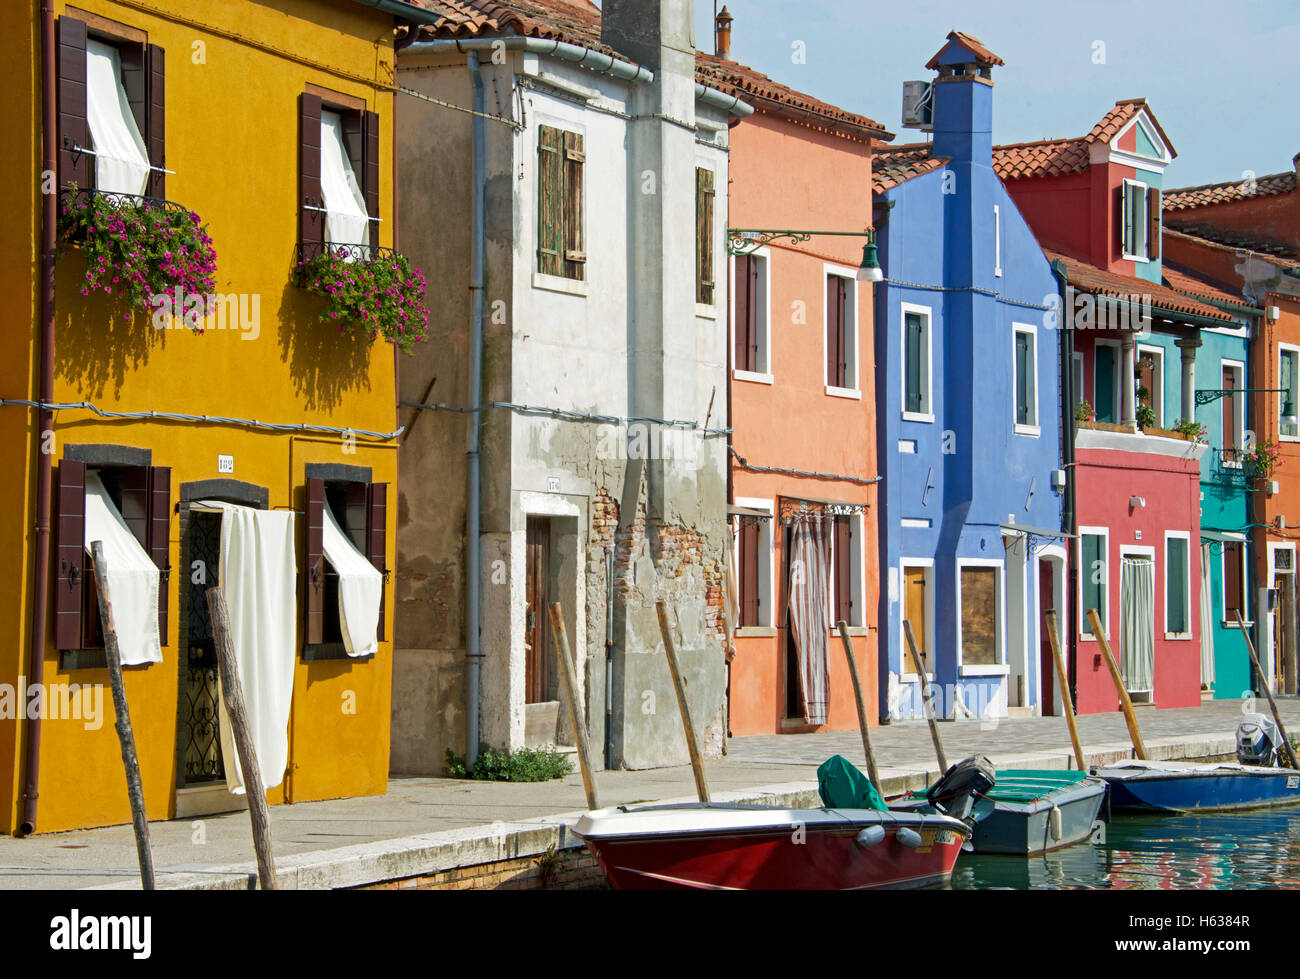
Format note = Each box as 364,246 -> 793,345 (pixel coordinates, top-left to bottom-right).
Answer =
121,44 -> 146,137
696,168 -> 715,305
739,520 -> 759,627
1147,187 -> 1161,262
834,516 -> 852,625
1223,366 -> 1236,457
537,126 -> 563,276
306,477 -> 325,645
1224,542 -> 1243,615
57,16 -> 89,190
827,275 -> 846,387
734,255 -> 759,372
148,467 -> 170,644
55,460 -> 87,650
145,44 -> 165,200
362,109 -> 380,248
367,482 -> 388,642
563,131 -> 585,278
299,92 -> 323,255
119,468 -> 149,547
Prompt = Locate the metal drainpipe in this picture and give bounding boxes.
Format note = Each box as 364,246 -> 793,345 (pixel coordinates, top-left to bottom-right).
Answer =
465,50 -> 486,767
1052,259 -> 1079,708
21,0 -> 58,838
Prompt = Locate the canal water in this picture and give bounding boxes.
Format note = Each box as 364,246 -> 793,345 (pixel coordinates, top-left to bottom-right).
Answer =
952,805 -> 1300,889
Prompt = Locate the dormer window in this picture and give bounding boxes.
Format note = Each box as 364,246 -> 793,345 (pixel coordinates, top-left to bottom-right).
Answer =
1122,178 -> 1162,263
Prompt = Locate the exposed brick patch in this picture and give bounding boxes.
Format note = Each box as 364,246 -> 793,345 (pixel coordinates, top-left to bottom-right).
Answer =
358,846 -> 608,891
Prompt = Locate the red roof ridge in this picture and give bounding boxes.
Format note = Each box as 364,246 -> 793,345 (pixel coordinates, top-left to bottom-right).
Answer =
925,30 -> 1005,70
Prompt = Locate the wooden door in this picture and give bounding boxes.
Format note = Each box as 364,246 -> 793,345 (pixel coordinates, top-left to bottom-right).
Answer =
525,517 -> 552,704
1038,561 -> 1055,715
903,567 -> 927,674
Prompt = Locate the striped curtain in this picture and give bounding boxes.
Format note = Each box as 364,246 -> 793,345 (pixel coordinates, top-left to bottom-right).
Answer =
1120,557 -> 1155,694
788,515 -> 831,725
1200,543 -> 1216,686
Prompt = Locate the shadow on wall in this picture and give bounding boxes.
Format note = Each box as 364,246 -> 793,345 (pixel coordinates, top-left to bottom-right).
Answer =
276,270 -> 373,412
54,255 -> 167,400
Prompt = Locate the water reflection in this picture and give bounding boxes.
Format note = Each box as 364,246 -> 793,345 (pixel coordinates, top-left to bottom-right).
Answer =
951,806 -> 1300,889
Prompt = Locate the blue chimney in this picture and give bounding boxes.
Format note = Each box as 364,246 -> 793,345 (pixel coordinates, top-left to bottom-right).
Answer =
927,31 -> 1002,167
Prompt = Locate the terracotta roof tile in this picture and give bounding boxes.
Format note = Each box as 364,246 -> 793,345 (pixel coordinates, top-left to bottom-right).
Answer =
872,144 -> 948,194
992,138 -> 1090,180
1164,222 -> 1299,262
1163,227 -> 1300,274
925,31 -> 1004,70
408,1 -> 887,137
1045,249 -> 1236,324
1163,169 -> 1297,212
1160,263 -> 1249,308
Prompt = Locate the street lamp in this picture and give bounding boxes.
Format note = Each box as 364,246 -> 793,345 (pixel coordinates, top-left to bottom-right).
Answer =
727,228 -> 883,282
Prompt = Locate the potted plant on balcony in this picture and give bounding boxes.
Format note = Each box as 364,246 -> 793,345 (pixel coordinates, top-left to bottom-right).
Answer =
1074,401 -> 1096,424
1169,418 -> 1208,444
1243,438 -> 1282,481
57,188 -> 216,327
296,246 -> 429,354
1136,404 -> 1157,431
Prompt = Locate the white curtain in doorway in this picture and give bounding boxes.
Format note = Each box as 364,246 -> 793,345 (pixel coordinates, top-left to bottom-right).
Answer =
787,515 -> 831,725
1120,557 -> 1155,694
321,501 -> 382,658
199,501 -> 298,795
1200,543 -> 1216,686
83,472 -> 162,666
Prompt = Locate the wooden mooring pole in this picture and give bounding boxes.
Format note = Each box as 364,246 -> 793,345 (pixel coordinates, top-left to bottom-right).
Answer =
548,603 -> 600,810
1087,608 -> 1146,760
1044,610 -> 1087,771
89,541 -> 155,890
1233,610 -> 1300,770
655,602 -> 710,803
903,619 -> 948,773
206,586 -> 277,889
836,620 -> 881,788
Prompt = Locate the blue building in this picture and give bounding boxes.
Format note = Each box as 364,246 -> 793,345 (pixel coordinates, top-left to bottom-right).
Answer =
872,33 -> 1065,721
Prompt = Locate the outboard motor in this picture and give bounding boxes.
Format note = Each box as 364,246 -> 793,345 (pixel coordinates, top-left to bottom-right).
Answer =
925,754 -> 996,821
1237,713 -> 1280,766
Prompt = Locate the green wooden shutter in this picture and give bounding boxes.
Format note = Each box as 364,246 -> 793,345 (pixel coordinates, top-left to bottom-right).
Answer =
905,312 -> 923,413
1095,345 -> 1116,423
1082,534 -> 1104,635
1283,352 -> 1297,437
563,131 -> 585,279
1166,537 -> 1188,634
537,126 -> 564,276
1015,331 -> 1031,425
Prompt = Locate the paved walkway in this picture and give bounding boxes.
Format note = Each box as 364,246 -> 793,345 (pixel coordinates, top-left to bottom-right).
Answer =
0,699 -> 1294,889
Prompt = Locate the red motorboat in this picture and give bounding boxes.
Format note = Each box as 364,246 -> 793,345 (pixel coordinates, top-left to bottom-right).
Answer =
574,802 -> 971,890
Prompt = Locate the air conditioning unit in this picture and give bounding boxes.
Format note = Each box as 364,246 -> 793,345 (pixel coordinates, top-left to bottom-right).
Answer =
901,81 -> 934,131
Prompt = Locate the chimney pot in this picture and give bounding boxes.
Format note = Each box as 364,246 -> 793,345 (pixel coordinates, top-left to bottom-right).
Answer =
716,5 -> 733,59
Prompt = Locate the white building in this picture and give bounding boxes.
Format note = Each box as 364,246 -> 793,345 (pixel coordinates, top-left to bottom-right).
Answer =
392,0 -> 750,771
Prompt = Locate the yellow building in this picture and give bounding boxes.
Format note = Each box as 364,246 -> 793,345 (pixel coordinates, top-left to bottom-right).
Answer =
0,0 -> 436,836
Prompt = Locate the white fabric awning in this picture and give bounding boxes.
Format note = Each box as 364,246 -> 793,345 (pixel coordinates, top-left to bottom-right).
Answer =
320,110 -> 370,255
198,501 -> 297,796
86,39 -> 151,196
84,472 -> 162,666
321,503 -> 381,658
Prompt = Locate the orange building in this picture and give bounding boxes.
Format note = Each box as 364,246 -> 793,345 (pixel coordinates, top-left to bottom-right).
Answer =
1162,159 -> 1300,693
699,24 -> 888,736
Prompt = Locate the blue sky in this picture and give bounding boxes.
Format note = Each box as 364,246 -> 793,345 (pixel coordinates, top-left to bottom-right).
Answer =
684,0 -> 1299,187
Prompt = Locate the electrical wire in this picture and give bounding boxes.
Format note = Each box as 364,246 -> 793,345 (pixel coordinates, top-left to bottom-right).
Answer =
400,398 -> 731,435
729,445 -> 880,484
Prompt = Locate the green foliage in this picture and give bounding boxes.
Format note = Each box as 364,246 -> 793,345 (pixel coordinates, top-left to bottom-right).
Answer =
58,188 -> 216,325
1244,437 -> 1283,480
1171,418 -> 1209,443
1135,404 -> 1157,430
1074,400 -> 1096,423
297,247 -> 429,353
444,746 -> 574,783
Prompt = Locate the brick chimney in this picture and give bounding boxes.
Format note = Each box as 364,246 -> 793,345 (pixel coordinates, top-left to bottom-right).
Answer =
715,5 -> 733,60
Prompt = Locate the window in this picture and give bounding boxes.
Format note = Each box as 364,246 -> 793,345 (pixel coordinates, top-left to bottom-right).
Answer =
536,125 -> 585,280
54,456 -> 170,667
825,271 -> 857,393
57,15 -> 165,198
735,504 -> 773,628
959,564 -> 1001,668
1281,346 -> 1300,440
305,475 -> 388,659
902,303 -> 932,419
1137,346 -> 1163,428
1013,324 -> 1038,433
1221,362 -> 1244,466
1222,540 -> 1248,624
300,91 -> 379,258
733,251 -> 769,377
830,514 -> 863,627
1080,529 -> 1109,637
993,204 -> 1002,278
1165,534 -> 1190,637
696,167 -> 715,305
1122,179 -> 1148,260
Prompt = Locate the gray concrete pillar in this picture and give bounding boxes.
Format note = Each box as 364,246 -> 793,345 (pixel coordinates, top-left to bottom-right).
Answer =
1176,337 -> 1201,425
1121,333 -> 1137,428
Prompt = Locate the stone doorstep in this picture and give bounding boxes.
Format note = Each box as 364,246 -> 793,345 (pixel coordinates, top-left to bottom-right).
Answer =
83,732 -> 1240,891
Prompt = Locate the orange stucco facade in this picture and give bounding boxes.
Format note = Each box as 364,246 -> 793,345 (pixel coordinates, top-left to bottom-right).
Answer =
726,110 -> 880,735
